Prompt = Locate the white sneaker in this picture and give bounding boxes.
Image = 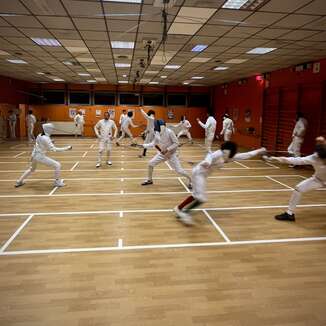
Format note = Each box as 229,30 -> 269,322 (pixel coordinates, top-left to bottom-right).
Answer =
54,179 -> 65,187
107,161 -> 112,166
15,180 -> 24,188
174,206 -> 194,226
96,163 -> 101,168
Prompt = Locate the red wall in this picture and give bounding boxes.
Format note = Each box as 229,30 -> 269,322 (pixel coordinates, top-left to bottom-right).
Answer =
213,76 -> 264,148
0,76 -> 30,104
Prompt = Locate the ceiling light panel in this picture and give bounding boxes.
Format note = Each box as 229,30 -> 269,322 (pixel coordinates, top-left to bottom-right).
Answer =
31,38 -> 61,46
247,47 -> 277,54
118,80 -> 128,84
164,65 -> 181,69
145,71 -> 159,74
78,73 -> 91,76
191,45 -> 208,52
222,0 -> 250,9
214,66 -> 229,71
111,41 -> 135,49
87,80 -> 96,83
115,63 -> 131,68
103,0 -> 142,3
191,76 -> 204,79
149,81 -> 159,84
7,59 -> 28,64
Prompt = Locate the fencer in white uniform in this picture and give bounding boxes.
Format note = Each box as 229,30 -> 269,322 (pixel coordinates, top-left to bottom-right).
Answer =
116,111 -> 138,146
74,110 -> 85,137
94,112 -> 117,168
141,120 -> 192,188
176,116 -> 192,143
174,142 -> 266,225
118,110 -> 127,135
288,112 -> 308,157
15,123 -> 72,188
26,110 -> 37,142
220,114 -> 235,141
139,109 -> 155,157
8,110 -> 17,139
266,136 -> 325,222
197,114 -> 216,152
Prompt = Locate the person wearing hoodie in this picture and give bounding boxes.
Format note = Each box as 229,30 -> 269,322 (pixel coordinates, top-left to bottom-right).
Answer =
140,119 -> 192,189
15,123 -> 72,188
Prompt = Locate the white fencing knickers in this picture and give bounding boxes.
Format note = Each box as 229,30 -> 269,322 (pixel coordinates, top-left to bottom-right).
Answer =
147,152 -> 191,182
288,136 -> 304,157
177,130 -> 192,141
74,123 -> 84,136
97,139 -> 112,164
27,124 -> 35,142
223,130 -> 232,141
192,164 -> 209,203
288,176 -> 325,214
205,133 -> 214,152
17,153 -> 61,183
117,127 -> 135,143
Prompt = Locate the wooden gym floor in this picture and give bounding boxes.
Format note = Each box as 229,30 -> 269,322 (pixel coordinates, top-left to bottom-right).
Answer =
0,137 -> 325,326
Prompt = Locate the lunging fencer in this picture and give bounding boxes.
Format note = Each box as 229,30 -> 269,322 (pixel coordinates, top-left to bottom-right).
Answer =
15,123 -> 72,188
116,111 -> 138,146
26,110 -> 37,142
287,112 -> 308,158
174,142 -> 266,225
94,111 -> 118,168
197,113 -> 216,152
139,109 -> 155,157
176,115 -> 193,143
220,113 -> 235,141
140,119 -> 192,189
265,136 -> 325,222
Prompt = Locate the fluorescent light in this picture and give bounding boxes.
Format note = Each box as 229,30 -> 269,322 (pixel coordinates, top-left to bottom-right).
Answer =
96,77 -> 106,81
247,47 -> 277,54
115,63 -> 131,68
191,45 -> 207,52
111,41 -> 135,49
7,59 -> 27,64
122,74 -> 128,78
225,59 -> 248,64
62,61 -> 73,66
37,72 -> 45,75
160,76 -> 167,79
118,80 -> 128,84
52,78 -> 65,82
214,66 -> 229,71
222,0 -> 250,9
149,81 -> 159,85
183,82 -> 190,85
103,0 -> 142,3
145,70 -> 159,74
87,80 -> 96,83
164,65 -> 180,69
189,57 -> 211,63
78,73 -> 91,76
31,38 -> 61,47
191,76 -> 204,80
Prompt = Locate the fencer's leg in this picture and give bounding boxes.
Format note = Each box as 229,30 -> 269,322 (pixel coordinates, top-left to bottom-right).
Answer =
125,129 -> 136,145
106,141 -> 112,165
96,140 -> 104,167
186,131 -> 193,143
38,155 -> 63,185
116,130 -> 125,145
205,137 -> 213,152
15,160 -> 37,187
275,177 -> 323,221
177,131 -> 183,139
141,153 -> 164,185
168,154 -> 192,187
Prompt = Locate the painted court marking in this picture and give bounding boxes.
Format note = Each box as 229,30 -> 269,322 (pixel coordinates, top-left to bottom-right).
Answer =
70,162 -> 79,171
203,210 -> 231,243
13,151 -> 26,158
266,176 -> 294,190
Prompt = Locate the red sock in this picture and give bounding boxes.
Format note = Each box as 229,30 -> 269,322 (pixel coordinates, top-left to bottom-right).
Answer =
178,196 -> 195,210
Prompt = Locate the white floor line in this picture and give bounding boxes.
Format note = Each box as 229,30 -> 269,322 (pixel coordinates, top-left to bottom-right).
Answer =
10,144 -> 24,149
0,174 -> 308,182
178,177 -> 190,193
265,162 -> 280,169
0,188 -> 295,198
82,151 -> 88,158
118,239 -> 123,248
234,161 -> 250,169
0,214 -> 34,253
203,210 -> 231,243
89,144 -> 95,149
119,211 -> 123,218
48,186 -> 58,196
266,176 -> 294,190
70,162 -> 79,171
165,161 -> 173,170
2,236 -> 326,256
0,203 -> 325,218
13,151 -> 26,159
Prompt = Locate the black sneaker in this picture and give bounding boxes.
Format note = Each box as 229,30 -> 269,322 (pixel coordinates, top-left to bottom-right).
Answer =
275,212 -> 295,222
141,180 -> 153,186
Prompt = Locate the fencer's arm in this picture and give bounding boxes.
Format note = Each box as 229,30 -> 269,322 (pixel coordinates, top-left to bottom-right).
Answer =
220,120 -> 226,135
94,122 -> 101,138
268,154 -> 315,166
234,147 -> 266,160
186,121 -> 192,129
140,109 -> 152,122
119,114 -> 123,124
112,122 -> 118,138
142,134 -> 159,149
129,119 -> 138,128
166,131 -> 179,152
47,138 -> 71,152
200,150 -> 223,168
198,120 -> 206,129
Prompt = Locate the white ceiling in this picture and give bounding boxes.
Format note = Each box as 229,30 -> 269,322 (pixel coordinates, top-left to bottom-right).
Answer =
0,0 -> 325,86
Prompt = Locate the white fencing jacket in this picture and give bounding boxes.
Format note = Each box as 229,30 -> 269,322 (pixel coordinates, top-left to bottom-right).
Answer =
198,116 -> 216,138
74,113 -> 84,125
26,114 -> 36,127
94,119 -> 117,140
221,117 -> 235,135
143,128 -> 179,155
140,109 -> 155,132
177,120 -> 191,131
292,118 -> 308,138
